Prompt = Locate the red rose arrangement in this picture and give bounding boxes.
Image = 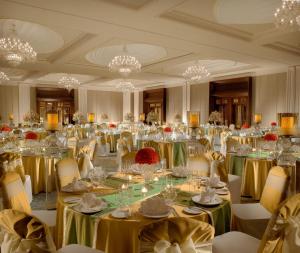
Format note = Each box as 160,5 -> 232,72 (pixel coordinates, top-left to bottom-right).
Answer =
241,122 -> 250,129
135,147 -> 159,164
164,127 -> 172,133
108,123 -> 116,128
271,122 -> 277,127
25,131 -> 38,140
264,133 -> 278,141
1,126 -> 12,132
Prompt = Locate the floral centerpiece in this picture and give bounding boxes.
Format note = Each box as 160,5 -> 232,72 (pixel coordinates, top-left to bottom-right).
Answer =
264,133 -> 278,141
164,127 -> 172,133
73,111 -> 84,124
1,126 -> 12,132
208,111 -> 222,125
241,122 -> 250,129
271,122 -> 277,127
25,131 -> 38,140
101,113 -> 109,122
135,147 -> 159,164
146,111 -> 159,125
23,110 -> 39,125
108,123 -> 117,129
124,112 -> 134,122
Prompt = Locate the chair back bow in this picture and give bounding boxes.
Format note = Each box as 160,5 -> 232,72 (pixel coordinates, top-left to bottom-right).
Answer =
154,238 -> 196,253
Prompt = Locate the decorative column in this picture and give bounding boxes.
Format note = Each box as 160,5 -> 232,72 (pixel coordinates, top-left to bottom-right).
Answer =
123,91 -> 132,120
182,82 -> 190,124
286,66 -> 300,114
18,84 -> 31,123
78,87 -> 88,116
134,91 -> 140,121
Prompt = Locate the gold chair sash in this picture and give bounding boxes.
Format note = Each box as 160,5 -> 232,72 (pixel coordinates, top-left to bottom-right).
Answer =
187,155 -> 210,177
260,166 -> 289,214
258,193 -> 300,253
0,153 -> 26,182
0,209 -> 56,253
0,172 -> 31,214
205,151 -> 228,183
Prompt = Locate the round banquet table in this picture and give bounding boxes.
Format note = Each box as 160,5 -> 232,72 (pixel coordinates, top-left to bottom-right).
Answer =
137,139 -> 187,169
55,176 -> 231,252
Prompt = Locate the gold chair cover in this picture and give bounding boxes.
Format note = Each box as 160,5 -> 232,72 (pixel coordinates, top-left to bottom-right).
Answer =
0,152 -> 25,182
0,209 -> 56,253
55,158 -> 81,190
258,193 -> 300,253
120,131 -> 134,151
0,172 -> 31,214
187,155 -> 210,177
205,151 -> 228,182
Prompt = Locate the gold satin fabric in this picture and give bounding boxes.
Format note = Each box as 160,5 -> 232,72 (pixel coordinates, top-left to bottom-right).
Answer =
120,131 -> 134,151
230,136 -> 263,147
0,152 -> 25,182
205,151 -> 228,182
22,155 -> 59,194
106,133 -> 120,153
139,217 -> 214,247
199,138 -> 211,152
241,158 -> 275,200
0,209 -> 56,253
259,166 -> 289,214
187,155 -> 210,177
0,172 -> 31,214
67,137 -> 78,158
258,193 -> 300,253
55,158 -> 81,190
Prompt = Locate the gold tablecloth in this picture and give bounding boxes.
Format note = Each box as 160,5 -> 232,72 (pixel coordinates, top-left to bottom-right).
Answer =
230,136 -> 262,147
56,179 -> 231,252
137,140 -> 187,169
241,158 -> 275,200
22,155 -> 60,194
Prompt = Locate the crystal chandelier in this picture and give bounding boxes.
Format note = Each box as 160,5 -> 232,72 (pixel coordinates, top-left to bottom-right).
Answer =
183,61 -> 210,83
0,71 -> 9,84
0,24 -> 37,66
108,45 -> 141,76
58,75 -> 80,92
274,0 -> 300,30
116,80 -> 136,92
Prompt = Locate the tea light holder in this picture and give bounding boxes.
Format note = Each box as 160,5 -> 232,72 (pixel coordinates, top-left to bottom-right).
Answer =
278,113 -> 298,136
87,113 -> 95,124
141,186 -> 148,196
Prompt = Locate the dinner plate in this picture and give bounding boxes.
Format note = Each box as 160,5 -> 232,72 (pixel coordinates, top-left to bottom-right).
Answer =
63,196 -> 82,204
183,206 -> 203,215
171,172 -> 187,178
215,188 -> 229,195
210,181 -> 227,189
111,209 -> 130,219
138,208 -> 171,219
73,202 -> 107,214
192,195 -> 223,207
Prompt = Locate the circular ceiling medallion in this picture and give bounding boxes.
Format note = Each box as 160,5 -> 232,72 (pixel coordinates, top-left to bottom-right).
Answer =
214,0 -> 281,24
0,19 -> 64,54
85,43 -> 167,66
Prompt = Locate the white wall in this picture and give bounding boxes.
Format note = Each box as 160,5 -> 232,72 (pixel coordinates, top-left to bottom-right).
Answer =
166,86 -> 183,122
253,72 -> 287,126
87,90 -> 123,122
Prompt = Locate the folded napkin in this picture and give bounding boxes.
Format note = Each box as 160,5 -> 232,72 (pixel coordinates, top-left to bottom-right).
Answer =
140,197 -> 170,215
81,193 -> 105,209
63,178 -> 88,192
173,167 -> 188,177
209,174 -> 220,187
200,187 -> 216,203
154,238 -> 196,253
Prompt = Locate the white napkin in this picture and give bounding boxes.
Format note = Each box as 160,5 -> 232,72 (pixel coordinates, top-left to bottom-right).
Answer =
154,238 -> 196,253
141,197 -> 170,215
209,174 -> 220,187
200,188 -> 216,203
81,193 -> 104,209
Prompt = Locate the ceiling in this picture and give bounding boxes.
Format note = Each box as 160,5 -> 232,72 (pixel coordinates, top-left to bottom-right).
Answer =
0,0 -> 299,91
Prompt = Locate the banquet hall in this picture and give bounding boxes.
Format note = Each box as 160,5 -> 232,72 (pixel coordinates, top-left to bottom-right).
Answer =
0,0 -> 299,252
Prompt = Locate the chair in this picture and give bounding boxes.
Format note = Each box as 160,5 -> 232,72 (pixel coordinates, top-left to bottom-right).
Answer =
0,209 -> 56,253
55,158 -> 81,190
213,193 -> 300,253
139,217 -> 214,253
0,172 -> 56,227
187,155 -> 210,177
120,131 -> 134,151
78,153 -> 94,178
67,137 -> 78,158
231,166 -> 290,239
88,138 -> 97,161
121,151 -> 137,172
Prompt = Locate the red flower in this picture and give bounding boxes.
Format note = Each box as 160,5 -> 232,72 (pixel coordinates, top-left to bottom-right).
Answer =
164,127 -> 172,133
135,147 -> 159,164
109,123 -> 116,128
25,131 -> 38,140
1,126 -> 12,132
264,133 -> 278,141
241,123 -> 250,129
271,122 -> 277,127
